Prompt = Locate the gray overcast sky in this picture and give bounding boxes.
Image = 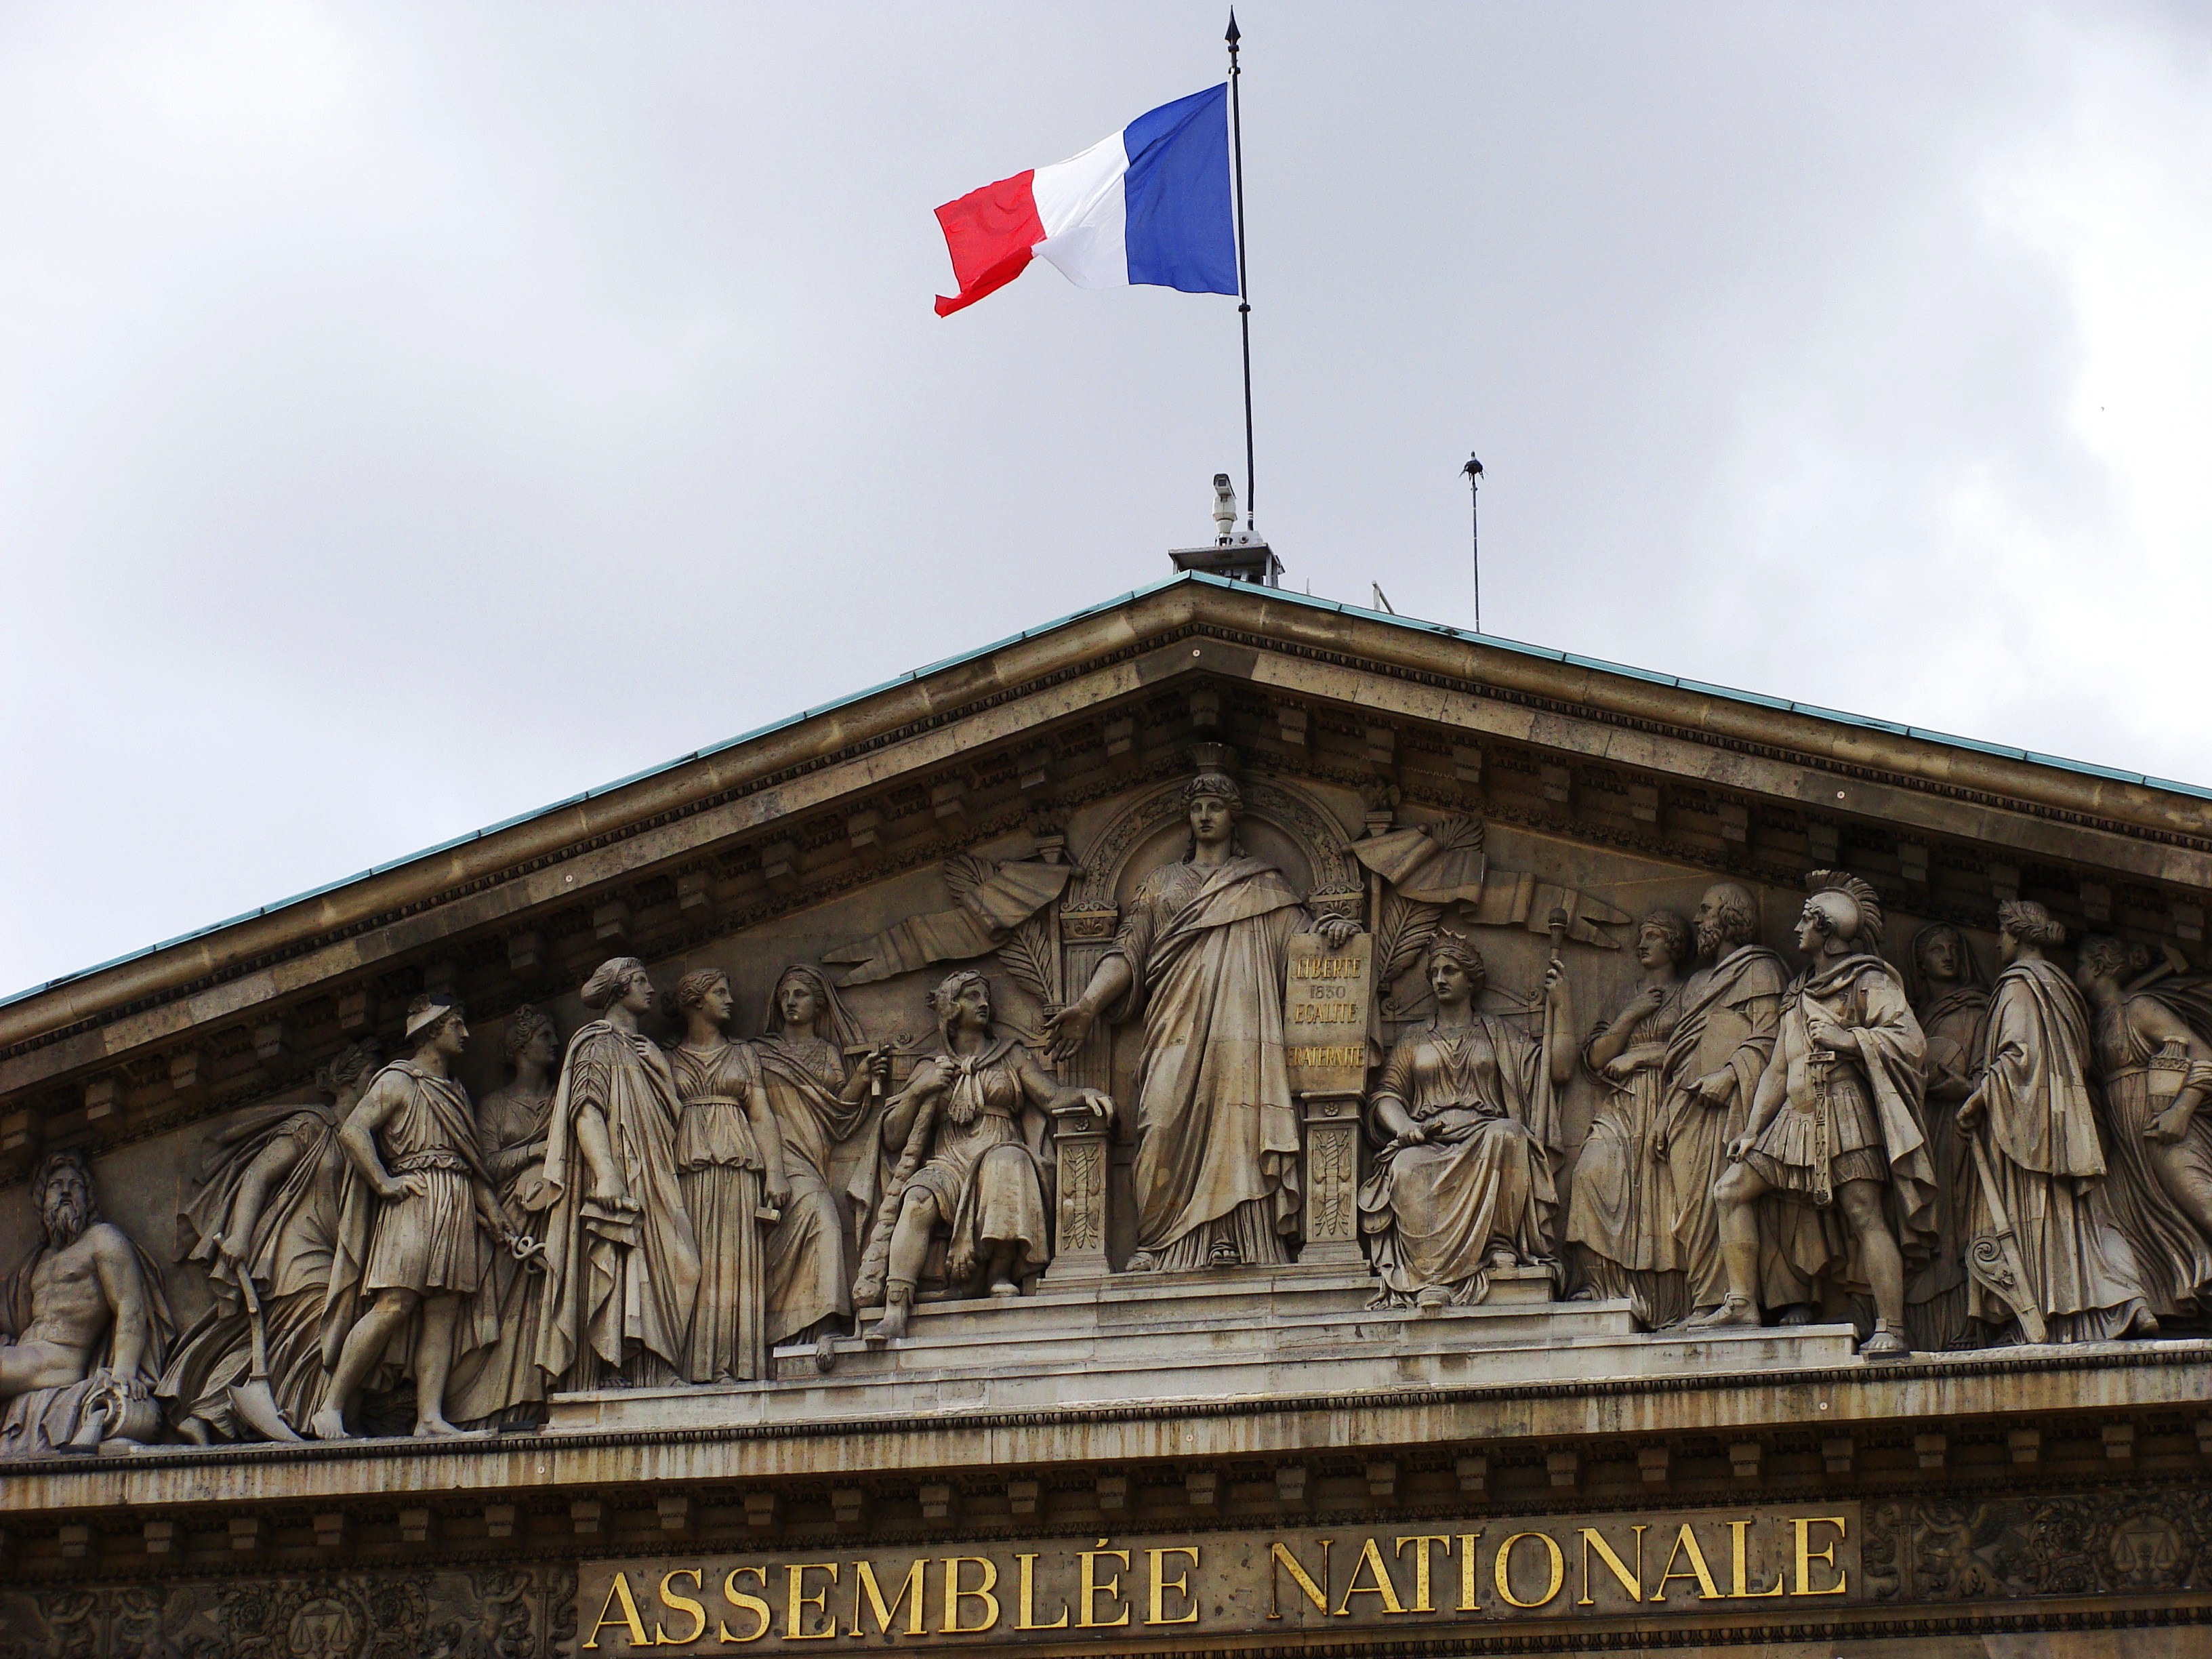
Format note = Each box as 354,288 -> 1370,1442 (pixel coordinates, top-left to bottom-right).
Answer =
3,2 -> 2209,995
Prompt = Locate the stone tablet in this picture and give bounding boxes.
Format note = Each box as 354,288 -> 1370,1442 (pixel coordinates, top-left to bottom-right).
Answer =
1284,931 -> 1374,1096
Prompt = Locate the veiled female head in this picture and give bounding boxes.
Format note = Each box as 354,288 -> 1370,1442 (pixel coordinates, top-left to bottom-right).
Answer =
581,957 -> 653,1014
766,964 -> 864,1050
1636,909 -> 1692,974
928,969 -> 994,1045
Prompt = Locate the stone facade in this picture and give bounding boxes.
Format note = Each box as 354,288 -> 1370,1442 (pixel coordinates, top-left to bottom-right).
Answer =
4,573 -> 2212,1654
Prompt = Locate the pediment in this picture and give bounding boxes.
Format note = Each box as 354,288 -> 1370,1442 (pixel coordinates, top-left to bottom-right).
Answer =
4,575 -> 2207,1179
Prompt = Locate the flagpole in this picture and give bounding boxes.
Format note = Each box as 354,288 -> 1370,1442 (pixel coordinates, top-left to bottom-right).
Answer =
1227,10 -> 1255,541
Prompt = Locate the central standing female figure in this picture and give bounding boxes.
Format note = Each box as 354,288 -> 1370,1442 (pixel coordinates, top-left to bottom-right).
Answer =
861,970 -> 1111,1338
1048,772 -> 1359,1271
666,969 -> 788,1384
1358,933 -> 1573,1307
756,966 -> 885,1372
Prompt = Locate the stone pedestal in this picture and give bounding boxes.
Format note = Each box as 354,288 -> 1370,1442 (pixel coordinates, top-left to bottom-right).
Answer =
1300,1090 -> 1366,1267
1043,1099 -> 1111,1284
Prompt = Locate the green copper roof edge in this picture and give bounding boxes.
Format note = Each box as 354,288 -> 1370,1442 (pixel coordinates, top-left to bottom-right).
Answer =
5,573 -> 2205,1009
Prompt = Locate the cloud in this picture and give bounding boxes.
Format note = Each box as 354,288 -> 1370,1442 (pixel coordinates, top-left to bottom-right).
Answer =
1,2 -> 2208,989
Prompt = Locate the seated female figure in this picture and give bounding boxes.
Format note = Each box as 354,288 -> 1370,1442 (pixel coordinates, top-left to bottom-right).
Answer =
1358,933 -> 1572,1307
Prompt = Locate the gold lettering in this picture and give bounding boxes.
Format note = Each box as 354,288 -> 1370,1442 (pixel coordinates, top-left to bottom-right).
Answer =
783,1563 -> 839,1641
1790,1517 -> 1848,1597
1145,1547 -> 1200,1626
1394,1536 -> 1452,1614
583,1572 -> 651,1652
1077,1541 -> 1130,1629
1576,1525 -> 1647,1607
939,1557 -> 1000,1634
1652,1525 -> 1722,1601
718,1568 -> 771,1643
850,1560 -> 926,1636
1493,1532 -> 1565,1610
1456,1532 -> 1483,1612
1334,1537 -> 1408,1616
1015,1554 -> 1069,1631
1293,956 -> 1359,979
1268,1539 -> 1331,1618
654,1570 -> 708,1647
1728,1519 -> 1786,1597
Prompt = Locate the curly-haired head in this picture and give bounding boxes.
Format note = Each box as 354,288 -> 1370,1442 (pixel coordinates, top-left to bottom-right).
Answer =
661,968 -> 732,1025
2077,935 -> 2150,983
503,1004 -> 558,1060
1997,899 -> 2066,951
1427,929 -> 1488,985
1639,909 -> 1694,967
1696,882 -> 1761,954
580,957 -> 649,1012
1182,771 -> 1244,813
315,1038 -> 384,1094
403,994 -> 464,1049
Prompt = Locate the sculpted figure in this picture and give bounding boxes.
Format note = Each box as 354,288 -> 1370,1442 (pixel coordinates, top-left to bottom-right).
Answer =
1566,910 -> 1691,1327
535,959 -> 702,1391
2074,935 -> 2212,1321
447,1008 -> 560,1427
1700,872 -> 1936,1357
1048,771 -> 1359,1271
666,969 -> 788,1385
862,971 -> 1111,1339
1357,933 -> 1572,1307
1654,883 -> 1786,1321
1906,924 -> 1992,1351
161,1041 -> 380,1442
756,965 -> 886,1372
313,998 -> 512,1438
1,1151 -> 171,1456
1957,903 -> 2154,1342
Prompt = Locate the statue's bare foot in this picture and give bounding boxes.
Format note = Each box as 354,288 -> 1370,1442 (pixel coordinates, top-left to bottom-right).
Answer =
1484,1247 -> 1517,1271
1414,1286 -> 1450,1311
1776,1304 -> 1818,1326
413,1416 -> 462,1438
1859,1322 -> 1910,1359
1206,1240 -> 1242,1269
1689,1294 -> 1759,1330
989,1277 -> 1020,1297
1127,1250 -> 1159,1273
308,1407 -> 348,1441
2125,1307 -> 2160,1339
814,1332 -> 838,1374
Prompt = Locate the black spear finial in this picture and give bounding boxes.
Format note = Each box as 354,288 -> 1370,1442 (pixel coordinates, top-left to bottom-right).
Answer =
1226,9 -> 1240,47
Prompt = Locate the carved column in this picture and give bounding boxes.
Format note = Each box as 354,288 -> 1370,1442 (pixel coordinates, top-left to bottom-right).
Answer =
1299,1092 -> 1366,1267
1048,901 -> 1120,1284
1046,1100 -> 1113,1284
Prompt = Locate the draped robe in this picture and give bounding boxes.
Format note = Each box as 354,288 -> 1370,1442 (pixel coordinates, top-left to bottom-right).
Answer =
1969,957 -> 2150,1342
447,1080 -> 557,1424
159,1103 -> 344,1438
1658,945 -> 1786,1309
756,1036 -> 872,1346
1568,985 -> 1687,1327
533,1025 -> 700,1389
1106,855 -> 1308,1267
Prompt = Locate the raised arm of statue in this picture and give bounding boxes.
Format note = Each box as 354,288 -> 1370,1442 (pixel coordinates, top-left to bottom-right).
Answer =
220,1131 -> 312,1265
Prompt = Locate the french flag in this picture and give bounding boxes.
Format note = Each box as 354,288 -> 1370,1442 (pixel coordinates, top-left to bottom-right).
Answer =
933,85 -> 1238,317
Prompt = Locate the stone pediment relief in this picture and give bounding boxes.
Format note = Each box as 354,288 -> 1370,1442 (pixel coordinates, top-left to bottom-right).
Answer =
7,581 -> 2212,1477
